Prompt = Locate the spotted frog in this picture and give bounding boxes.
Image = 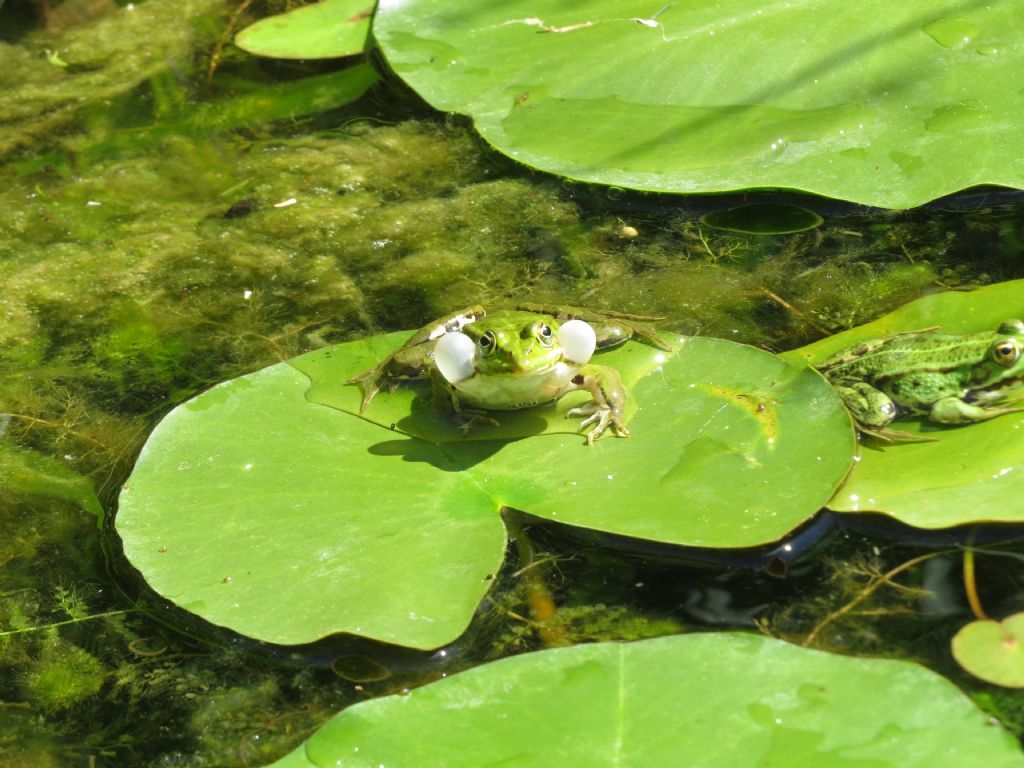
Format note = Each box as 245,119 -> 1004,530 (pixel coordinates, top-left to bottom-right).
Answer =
350,304 -> 670,443
818,320 -> 1024,439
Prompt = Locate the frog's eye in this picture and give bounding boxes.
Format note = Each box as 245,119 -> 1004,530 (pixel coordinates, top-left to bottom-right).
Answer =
478,330 -> 497,356
535,323 -> 555,347
557,320 -> 596,364
993,339 -> 1020,367
434,332 -> 475,384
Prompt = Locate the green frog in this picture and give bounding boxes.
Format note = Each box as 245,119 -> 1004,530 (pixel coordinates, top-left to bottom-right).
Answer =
350,304 -> 671,443
818,319 -> 1024,439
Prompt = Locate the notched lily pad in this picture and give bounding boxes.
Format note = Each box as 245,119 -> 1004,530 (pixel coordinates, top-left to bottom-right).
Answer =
785,279 -> 1024,528
116,332 -> 853,648
953,614 -> 1024,688
270,633 -> 1024,768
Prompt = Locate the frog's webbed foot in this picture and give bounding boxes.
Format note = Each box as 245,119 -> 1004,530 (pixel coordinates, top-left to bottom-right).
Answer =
347,364 -> 387,413
566,401 -> 629,445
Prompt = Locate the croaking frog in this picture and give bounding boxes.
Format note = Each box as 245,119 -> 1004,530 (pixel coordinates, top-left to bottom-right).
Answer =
817,320 -> 1024,439
350,304 -> 671,443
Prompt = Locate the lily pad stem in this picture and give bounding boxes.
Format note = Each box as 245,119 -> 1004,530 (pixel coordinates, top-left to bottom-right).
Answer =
962,531 -> 988,622
504,514 -> 561,645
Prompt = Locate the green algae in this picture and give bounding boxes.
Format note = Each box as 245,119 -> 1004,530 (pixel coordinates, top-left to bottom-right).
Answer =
0,0 -> 226,161
22,637 -> 106,712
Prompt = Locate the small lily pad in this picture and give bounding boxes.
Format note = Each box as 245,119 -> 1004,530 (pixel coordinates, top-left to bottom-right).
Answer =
117,331 -> 853,648
784,279 -> 1024,528
700,203 -> 823,235
953,614 -> 1024,688
270,633 -> 1023,768
235,0 -> 373,60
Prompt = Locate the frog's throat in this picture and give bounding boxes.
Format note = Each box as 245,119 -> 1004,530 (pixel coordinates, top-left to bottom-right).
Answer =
454,362 -> 581,411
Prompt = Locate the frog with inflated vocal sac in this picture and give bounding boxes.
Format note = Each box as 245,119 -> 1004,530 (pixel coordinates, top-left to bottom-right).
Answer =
350,304 -> 671,443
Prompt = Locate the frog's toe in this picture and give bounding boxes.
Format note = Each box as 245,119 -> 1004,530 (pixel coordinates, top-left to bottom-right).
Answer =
567,403 -> 628,443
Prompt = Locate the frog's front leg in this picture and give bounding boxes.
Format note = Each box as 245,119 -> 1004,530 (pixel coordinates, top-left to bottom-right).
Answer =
832,380 -> 897,429
565,363 -> 629,444
929,396 -> 1024,424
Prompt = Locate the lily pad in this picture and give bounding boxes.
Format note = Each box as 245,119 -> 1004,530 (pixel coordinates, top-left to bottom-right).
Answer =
953,614 -> 1024,688
117,332 -> 853,648
270,633 -> 1023,768
235,0 -> 373,60
784,279 -> 1024,527
373,0 -> 1024,208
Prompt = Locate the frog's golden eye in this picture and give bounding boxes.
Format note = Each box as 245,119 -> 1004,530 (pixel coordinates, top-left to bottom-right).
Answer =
478,330 -> 497,356
535,323 -> 554,347
993,339 -> 1020,367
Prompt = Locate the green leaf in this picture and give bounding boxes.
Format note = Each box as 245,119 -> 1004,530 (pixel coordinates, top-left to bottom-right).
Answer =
235,0 -> 373,60
0,443 -> 104,523
784,279 -> 1024,528
269,633 -> 1023,768
117,333 -> 853,648
953,614 -> 1024,688
373,0 -> 1024,208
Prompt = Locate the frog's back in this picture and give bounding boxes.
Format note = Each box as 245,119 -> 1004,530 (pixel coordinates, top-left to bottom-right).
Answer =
828,330 -> 994,384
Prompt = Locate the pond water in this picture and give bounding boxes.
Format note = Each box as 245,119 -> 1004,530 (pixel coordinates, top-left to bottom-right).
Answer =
3,2 -> 1024,766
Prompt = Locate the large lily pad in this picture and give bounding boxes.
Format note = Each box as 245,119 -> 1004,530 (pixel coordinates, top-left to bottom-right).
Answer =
784,279 -> 1024,527
269,633 -> 1023,768
373,0 -> 1024,208
117,332 -> 853,648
